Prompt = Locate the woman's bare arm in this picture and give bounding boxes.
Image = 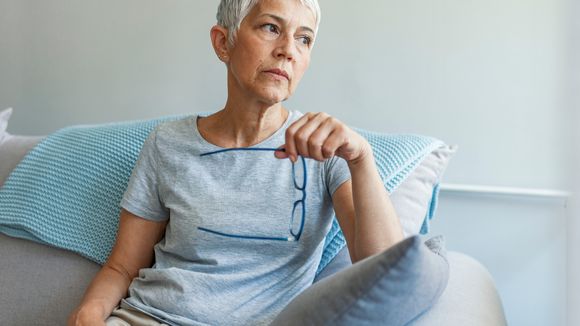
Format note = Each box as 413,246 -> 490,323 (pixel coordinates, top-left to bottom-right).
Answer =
331,150 -> 404,262
276,112 -> 404,263
68,209 -> 167,325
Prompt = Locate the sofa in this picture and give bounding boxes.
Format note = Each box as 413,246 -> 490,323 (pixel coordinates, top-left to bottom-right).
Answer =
0,108 -> 507,325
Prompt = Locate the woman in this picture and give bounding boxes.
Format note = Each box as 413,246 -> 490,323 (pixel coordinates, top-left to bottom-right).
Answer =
69,0 -> 403,325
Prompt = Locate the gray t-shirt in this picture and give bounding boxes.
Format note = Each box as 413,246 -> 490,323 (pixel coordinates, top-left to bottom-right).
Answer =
120,110 -> 351,325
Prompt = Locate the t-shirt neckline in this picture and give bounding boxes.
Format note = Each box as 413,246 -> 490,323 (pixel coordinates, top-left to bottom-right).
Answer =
191,110 -> 296,151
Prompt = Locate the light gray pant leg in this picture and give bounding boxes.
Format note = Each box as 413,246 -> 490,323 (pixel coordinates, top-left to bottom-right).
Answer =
105,306 -> 168,326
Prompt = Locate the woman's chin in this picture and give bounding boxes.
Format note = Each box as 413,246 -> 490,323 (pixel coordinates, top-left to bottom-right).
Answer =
257,90 -> 291,105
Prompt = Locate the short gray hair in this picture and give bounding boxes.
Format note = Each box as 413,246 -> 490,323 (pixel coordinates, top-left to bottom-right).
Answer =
216,0 -> 321,45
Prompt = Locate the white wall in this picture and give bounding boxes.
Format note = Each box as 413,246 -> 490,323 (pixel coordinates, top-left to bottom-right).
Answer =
0,1 -> 222,129
1,0 -> 574,189
1,1 -> 576,325
566,0 -> 580,324
431,194 -> 568,326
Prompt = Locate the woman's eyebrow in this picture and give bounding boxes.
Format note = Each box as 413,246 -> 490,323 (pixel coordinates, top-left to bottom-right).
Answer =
260,13 -> 315,35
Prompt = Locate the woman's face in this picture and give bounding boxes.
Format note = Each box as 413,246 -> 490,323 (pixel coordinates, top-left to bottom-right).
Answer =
226,0 -> 316,105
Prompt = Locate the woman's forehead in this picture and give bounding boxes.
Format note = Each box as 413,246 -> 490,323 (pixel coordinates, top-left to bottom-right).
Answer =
249,0 -> 317,30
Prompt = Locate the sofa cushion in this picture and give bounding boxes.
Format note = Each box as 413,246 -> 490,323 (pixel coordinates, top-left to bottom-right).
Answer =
0,108 -> 10,142
272,235 -> 449,326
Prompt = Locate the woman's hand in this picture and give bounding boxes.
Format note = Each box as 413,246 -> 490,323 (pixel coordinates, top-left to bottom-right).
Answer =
274,112 -> 371,164
275,111 -> 403,261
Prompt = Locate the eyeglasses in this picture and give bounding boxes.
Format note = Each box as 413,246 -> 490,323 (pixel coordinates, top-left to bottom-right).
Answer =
197,147 -> 307,242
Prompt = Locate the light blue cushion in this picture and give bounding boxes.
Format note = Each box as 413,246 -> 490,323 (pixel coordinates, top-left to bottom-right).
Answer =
312,245 -> 352,283
272,235 -> 449,326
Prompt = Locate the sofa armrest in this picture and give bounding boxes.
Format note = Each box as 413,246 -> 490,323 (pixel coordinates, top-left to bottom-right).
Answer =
409,251 -> 507,326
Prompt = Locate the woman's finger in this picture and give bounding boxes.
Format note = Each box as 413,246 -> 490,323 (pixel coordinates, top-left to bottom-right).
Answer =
308,117 -> 337,160
293,112 -> 329,159
274,145 -> 289,159
285,114 -> 311,162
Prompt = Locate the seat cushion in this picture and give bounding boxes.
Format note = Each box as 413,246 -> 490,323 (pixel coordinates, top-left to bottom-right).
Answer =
0,234 -> 100,325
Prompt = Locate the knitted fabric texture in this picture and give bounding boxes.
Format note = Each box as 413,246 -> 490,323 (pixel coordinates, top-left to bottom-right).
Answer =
0,117 -> 443,276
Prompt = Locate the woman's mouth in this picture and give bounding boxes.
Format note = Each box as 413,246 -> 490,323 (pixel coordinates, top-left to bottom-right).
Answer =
264,69 -> 290,81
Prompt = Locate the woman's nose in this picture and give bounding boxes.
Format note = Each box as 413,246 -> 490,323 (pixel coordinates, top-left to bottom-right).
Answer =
274,34 -> 296,61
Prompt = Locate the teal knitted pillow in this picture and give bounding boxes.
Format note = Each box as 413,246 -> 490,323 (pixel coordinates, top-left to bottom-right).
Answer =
0,117 -> 183,263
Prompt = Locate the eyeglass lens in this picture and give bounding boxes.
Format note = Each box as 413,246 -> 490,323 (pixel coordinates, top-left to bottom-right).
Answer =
292,158 -> 306,190
290,200 -> 304,237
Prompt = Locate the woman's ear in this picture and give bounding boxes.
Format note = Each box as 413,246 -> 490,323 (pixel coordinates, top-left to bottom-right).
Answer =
210,25 -> 230,63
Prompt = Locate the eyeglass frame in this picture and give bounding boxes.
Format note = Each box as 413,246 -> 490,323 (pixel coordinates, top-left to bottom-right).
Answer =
197,147 -> 307,242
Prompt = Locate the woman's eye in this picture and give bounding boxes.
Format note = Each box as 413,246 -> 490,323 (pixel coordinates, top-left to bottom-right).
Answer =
261,23 -> 279,34
298,36 -> 312,46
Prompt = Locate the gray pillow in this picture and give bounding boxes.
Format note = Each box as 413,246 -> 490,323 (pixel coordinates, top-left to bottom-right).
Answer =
272,235 -> 449,326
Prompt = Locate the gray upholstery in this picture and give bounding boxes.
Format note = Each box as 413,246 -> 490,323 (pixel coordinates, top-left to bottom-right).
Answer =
273,236 -> 449,325
410,252 -> 507,326
0,234 -> 100,325
313,243 -> 507,326
0,233 -> 506,325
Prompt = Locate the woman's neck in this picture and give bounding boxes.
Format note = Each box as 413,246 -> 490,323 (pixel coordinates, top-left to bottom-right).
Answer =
198,102 -> 289,148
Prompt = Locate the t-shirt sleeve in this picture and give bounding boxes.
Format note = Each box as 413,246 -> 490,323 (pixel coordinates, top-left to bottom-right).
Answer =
323,155 -> 351,198
120,128 -> 169,221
